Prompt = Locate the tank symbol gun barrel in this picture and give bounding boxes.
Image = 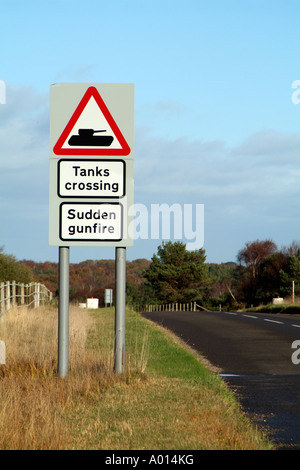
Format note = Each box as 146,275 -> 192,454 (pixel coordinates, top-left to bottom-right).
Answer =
78,128 -> 107,136
68,128 -> 114,147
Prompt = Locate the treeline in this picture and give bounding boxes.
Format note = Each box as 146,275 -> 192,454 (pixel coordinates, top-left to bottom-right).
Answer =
0,247 -> 150,307
126,239 -> 300,310
21,258 -> 150,307
206,239 -> 300,309
0,239 -> 299,309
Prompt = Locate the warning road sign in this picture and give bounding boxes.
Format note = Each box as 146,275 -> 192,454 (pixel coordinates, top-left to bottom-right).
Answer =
49,83 -> 134,247
53,86 -> 130,156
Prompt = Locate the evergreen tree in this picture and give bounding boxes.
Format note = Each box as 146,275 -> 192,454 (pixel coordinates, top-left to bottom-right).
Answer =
143,241 -> 208,303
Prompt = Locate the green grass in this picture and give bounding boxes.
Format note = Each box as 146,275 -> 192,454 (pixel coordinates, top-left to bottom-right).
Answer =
78,307 -> 275,450
0,305 -> 274,450
242,302 -> 300,314
90,307 -> 218,380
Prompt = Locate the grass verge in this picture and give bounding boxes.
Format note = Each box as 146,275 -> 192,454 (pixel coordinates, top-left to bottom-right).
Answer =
0,305 -> 274,450
242,302 -> 300,315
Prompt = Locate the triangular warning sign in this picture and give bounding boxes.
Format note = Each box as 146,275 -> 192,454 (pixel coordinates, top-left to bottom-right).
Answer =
53,86 -> 130,156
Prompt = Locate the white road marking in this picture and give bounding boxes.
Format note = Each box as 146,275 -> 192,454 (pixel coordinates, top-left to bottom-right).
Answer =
219,374 -> 241,377
264,318 -> 283,325
221,311 -> 300,330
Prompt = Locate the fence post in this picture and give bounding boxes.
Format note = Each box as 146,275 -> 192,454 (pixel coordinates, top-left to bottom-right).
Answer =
35,283 -> 40,308
0,282 -> 4,316
12,281 -> 16,308
20,283 -> 25,305
5,283 -> 10,313
0,281 -> 52,317
28,283 -> 31,306
28,283 -> 32,307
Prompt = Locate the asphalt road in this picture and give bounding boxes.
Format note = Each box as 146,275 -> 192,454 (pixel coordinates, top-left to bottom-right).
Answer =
141,309 -> 300,450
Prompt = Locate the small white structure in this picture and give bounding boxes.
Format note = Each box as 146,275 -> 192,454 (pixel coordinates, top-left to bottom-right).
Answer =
79,302 -> 87,309
0,340 -> 5,364
272,297 -> 284,305
86,298 -> 99,309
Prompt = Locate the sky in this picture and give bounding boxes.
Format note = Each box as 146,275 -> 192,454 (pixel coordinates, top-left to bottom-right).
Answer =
1,0 -> 300,265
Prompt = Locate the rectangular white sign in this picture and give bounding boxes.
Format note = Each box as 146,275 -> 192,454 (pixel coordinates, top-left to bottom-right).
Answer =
60,202 -> 123,242
105,289 -> 113,304
58,159 -> 125,198
49,83 -> 134,247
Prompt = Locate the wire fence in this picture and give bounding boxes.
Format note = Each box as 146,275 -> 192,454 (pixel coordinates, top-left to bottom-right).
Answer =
0,281 -> 53,317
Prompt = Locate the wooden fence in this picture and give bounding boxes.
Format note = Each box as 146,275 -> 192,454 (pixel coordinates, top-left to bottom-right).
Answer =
0,281 -> 53,317
143,302 -> 201,312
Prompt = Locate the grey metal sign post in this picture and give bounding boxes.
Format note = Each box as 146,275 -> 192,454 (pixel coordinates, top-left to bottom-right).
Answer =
49,83 -> 134,377
58,246 -> 69,378
114,246 -> 126,373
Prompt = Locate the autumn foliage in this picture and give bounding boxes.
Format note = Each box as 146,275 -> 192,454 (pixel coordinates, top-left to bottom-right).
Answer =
1,238 -> 300,309
20,258 -> 150,307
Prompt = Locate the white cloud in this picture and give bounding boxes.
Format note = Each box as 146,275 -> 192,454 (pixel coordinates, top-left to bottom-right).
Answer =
134,126 -> 300,232
232,129 -> 300,164
0,84 -> 49,230
1,86 -> 299,214
0,84 -> 299,262
0,84 -> 49,170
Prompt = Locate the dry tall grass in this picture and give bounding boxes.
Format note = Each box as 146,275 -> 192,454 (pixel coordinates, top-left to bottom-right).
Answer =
0,305 -> 274,450
0,305 -> 116,450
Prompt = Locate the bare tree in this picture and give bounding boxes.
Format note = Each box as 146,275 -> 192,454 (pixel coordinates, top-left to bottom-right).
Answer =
237,239 -> 277,279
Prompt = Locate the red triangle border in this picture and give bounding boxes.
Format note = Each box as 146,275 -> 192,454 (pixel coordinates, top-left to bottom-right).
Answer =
53,86 -> 131,156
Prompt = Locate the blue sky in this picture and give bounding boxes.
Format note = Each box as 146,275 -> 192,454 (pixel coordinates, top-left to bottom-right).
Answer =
1,0 -> 300,264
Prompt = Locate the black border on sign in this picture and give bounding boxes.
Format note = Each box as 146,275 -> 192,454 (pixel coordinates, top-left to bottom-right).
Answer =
59,202 -> 123,242
57,159 -> 126,198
